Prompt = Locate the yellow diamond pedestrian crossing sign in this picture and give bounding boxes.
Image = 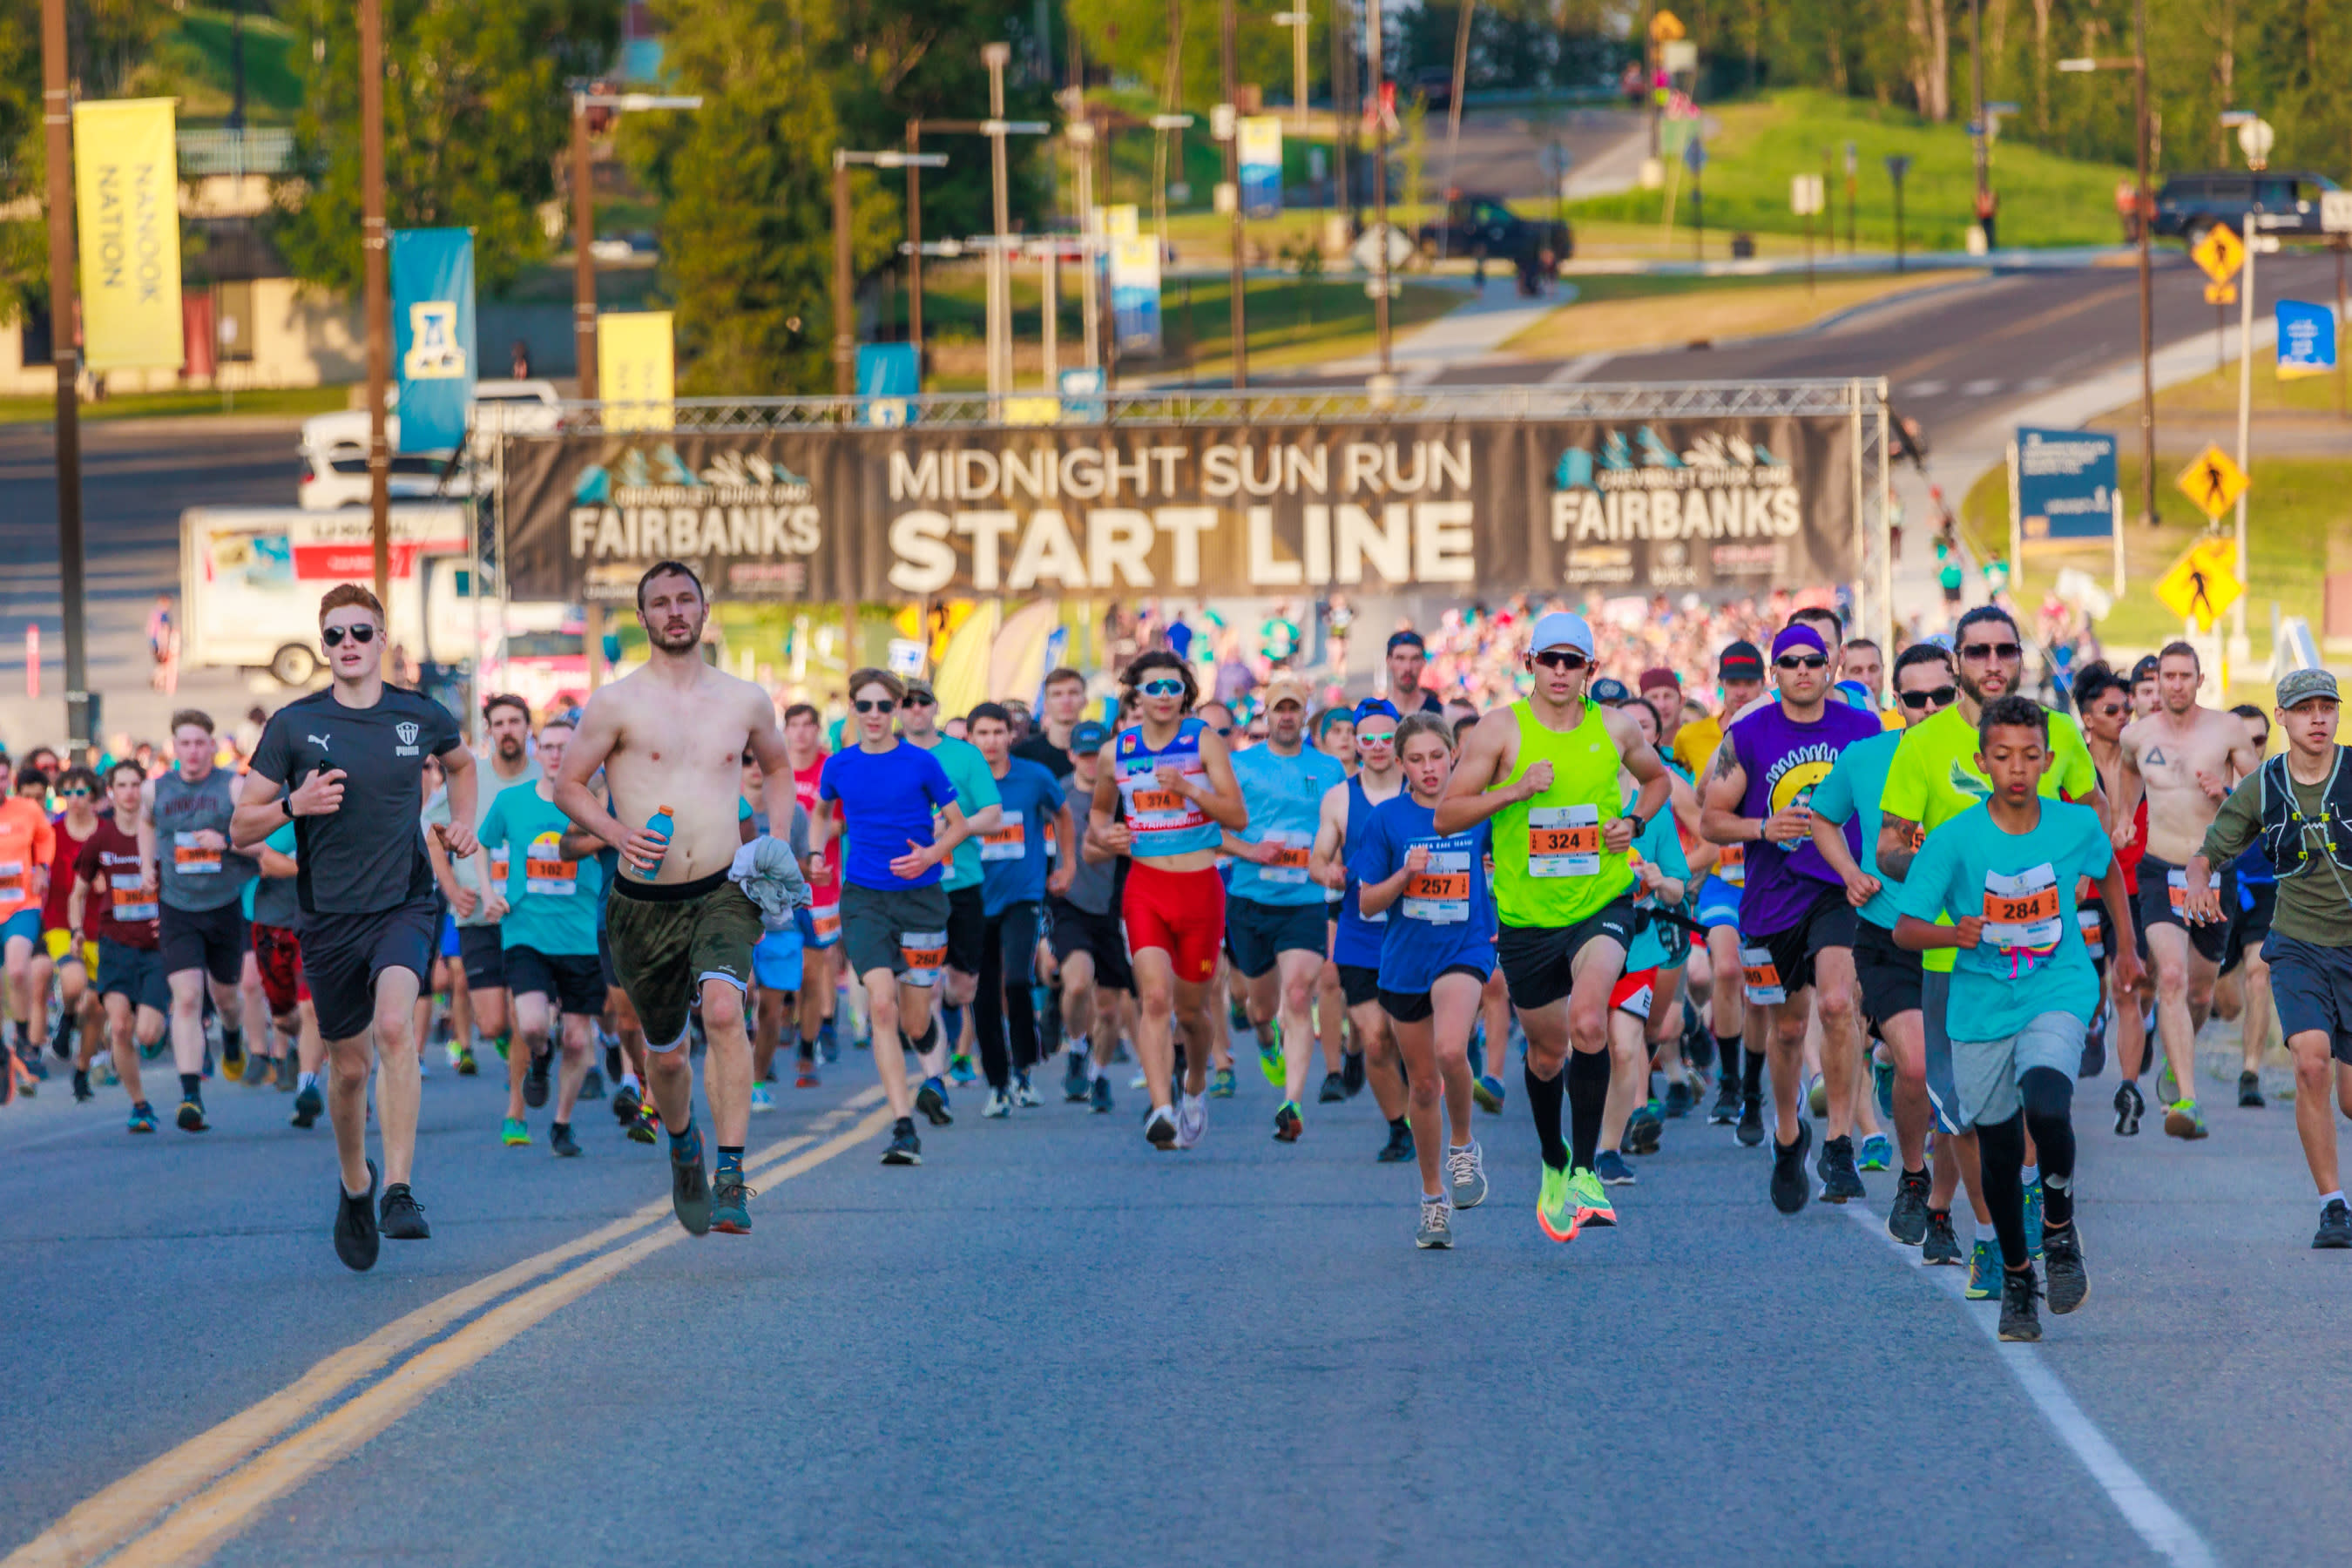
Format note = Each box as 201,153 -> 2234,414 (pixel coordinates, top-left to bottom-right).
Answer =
2192,222 -> 2246,286
2175,444 -> 2248,523
2154,537 -> 2242,631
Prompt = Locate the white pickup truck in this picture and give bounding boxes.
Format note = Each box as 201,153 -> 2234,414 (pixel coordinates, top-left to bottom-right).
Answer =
296,378 -> 563,511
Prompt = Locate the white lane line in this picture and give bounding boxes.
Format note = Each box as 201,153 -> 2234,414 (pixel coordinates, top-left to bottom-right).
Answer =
1544,351 -> 1614,384
1959,377 -> 2005,396
1839,1204 -> 2217,1568
1903,378 -> 1949,396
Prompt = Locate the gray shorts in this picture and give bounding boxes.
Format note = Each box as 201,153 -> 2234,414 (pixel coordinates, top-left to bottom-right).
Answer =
2266,934 -> 2352,1064
1953,1010 -> 2086,1128
840,882 -> 952,988
1918,969 -> 1966,1136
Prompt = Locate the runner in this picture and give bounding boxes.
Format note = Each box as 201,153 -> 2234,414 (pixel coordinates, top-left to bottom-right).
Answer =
1086,650 -> 1249,1150
967,702 -> 1072,1115
1047,720 -> 1128,1113
2183,670 -> 2352,1247
1838,639 -> 1887,711
898,676 -> 1002,1100
1597,714 -> 1691,1187
66,761 -> 162,1130
33,766 -> 102,1081
1700,622 -> 1882,1213
1310,699 -> 1415,1161
1675,643 -> 1766,1126
1351,713 -> 1497,1247
2077,664 -> 2153,1130
1384,630 -> 1447,714
142,711 -> 258,1129
554,563 -> 800,1232
447,695 -> 535,1081
2215,703 -> 2280,1106
234,585 -> 477,1271
781,703 -> 842,1066
1436,611 -> 1672,1243
816,667 -> 972,1165
247,811 -> 321,1123
1223,673 -> 1348,1140
1895,694 -> 2139,1341
1015,666 -> 1089,778
737,750 -> 811,1099
2113,642 -> 2264,1139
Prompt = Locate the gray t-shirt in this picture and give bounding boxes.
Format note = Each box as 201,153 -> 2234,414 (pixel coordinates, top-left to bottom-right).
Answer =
153,767 -> 256,913
251,686 -> 464,916
452,760 -> 534,928
1057,831 -> 1118,916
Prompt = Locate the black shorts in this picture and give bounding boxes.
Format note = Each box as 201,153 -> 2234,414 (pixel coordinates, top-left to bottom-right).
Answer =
1337,963 -> 1382,1009
159,900 -> 247,986
1046,897 -> 1133,993
2136,854 -> 2234,966
97,938 -> 168,1015
1742,884 -> 1857,1004
456,923 -> 508,990
2267,934 -> 2352,1064
2221,880 -> 2278,977
503,944 -> 609,1017
301,896 -> 440,1042
1380,963 -> 1490,1024
1226,896 -> 1327,979
1852,916 -> 1923,1036
945,883 -> 987,976
1497,899 -> 1638,1013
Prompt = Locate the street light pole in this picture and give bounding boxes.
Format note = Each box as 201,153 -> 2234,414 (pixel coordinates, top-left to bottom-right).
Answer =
2061,29 -> 2155,529
1219,0 -> 1247,388
40,0 -> 91,758
571,97 -> 598,401
360,0 -> 390,605
983,42 -> 1014,400
837,146 -> 951,400
1366,0 -> 1391,378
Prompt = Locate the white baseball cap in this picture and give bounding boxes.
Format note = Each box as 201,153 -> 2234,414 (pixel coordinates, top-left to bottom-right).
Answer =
1529,610 -> 1595,659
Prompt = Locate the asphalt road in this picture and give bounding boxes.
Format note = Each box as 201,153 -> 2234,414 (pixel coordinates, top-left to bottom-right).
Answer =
0,1024 -> 2338,1565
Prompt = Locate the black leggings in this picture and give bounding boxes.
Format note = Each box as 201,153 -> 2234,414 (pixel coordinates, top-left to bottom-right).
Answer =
1977,1065 -> 2078,1270
974,901 -> 1044,1091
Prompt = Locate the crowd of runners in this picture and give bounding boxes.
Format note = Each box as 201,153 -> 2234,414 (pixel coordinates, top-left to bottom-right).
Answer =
4,563 -> 2349,1346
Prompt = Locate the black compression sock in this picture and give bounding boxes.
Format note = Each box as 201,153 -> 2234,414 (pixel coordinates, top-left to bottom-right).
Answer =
179,1071 -> 202,1101
221,1026 -> 244,1054
1741,1045 -> 1767,1100
1713,1031 -> 1740,1071
1566,1049 -> 1612,1170
1524,1061 -> 1568,1171
1389,1116 -> 1409,1138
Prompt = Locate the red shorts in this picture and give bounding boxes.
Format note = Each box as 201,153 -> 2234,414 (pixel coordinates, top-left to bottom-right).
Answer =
1121,861 -> 1226,984
1611,966 -> 1659,1020
253,922 -> 309,1014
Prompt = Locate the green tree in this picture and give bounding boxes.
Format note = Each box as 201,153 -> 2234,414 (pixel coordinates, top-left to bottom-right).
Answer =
272,0 -> 620,296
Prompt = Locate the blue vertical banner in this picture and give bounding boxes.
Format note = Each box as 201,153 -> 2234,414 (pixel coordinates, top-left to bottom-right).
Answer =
2276,300 -> 2336,380
390,227 -> 476,453
1237,116 -> 1283,218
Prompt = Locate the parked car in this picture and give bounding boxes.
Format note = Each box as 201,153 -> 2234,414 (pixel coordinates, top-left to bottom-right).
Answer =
1416,193 -> 1572,289
2147,171 -> 2342,247
296,379 -> 560,510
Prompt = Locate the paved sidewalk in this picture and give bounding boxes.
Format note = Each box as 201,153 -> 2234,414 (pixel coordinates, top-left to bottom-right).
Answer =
1323,276 -> 1582,385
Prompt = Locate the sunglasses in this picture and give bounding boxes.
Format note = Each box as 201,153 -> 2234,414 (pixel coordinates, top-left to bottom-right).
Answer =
1958,640 -> 2022,661
902,693 -> 936,708
854,699 -> 897,714
58,787 -> 91,797
1774,654 -> 1828,672
1531,649 -> 1589,672
1139,678 -> 1186,697
1209,726 -> 1234,738
321,623 -> 376,647
1900,685 -> 1958,709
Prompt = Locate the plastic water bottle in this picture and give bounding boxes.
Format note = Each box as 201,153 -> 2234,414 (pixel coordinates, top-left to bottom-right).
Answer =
633,804 -> 674,881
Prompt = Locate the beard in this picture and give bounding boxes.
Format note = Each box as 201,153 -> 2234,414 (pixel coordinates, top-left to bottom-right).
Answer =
1957,666 -> 2004,705
497,735 -> 525,761
647,613 -> 704,652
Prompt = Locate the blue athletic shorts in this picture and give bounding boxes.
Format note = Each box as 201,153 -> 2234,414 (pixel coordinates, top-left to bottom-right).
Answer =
753,924 -> 805,993
0,908 -> 39,948
1696,875 -> 1742,931
439,913 -> 461,959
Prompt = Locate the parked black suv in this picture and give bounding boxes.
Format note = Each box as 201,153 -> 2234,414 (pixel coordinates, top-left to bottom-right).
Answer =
2146,171 -> 2342,246
1416,194 -> 1573,290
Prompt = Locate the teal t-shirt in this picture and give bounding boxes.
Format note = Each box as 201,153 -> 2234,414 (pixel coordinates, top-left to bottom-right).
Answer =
480,785 -> 605,957
1624,794 -> 1692,973
918,735 -> 1001,893
1806,729 -> 1904,930
1896,799 -> 2111,1044
1227,743 -> 1347,907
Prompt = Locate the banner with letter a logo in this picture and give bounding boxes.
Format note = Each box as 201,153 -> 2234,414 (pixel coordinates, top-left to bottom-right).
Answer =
391,227 -> 476,453
73,98 -> 185,371
598,311 -> 675,433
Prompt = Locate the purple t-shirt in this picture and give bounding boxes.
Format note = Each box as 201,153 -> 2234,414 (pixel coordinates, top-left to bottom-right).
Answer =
1727,699 -> 1883,935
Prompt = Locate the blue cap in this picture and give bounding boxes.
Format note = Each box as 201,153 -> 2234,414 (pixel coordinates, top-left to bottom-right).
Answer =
1071,720 -> 1110,753
1354,698 -> 1401,725
1590,676 -> 1632,704
1529,610 -> 1594,658
1833,679 -> 1873,710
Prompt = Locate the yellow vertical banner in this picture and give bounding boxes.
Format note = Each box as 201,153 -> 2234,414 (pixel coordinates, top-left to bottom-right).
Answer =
598,310 -> 674,430
73,98 -> 185,371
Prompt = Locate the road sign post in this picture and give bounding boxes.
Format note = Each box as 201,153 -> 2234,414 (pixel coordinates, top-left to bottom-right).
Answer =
1792,172 -> 1824,293
1884,154 -> 1911,273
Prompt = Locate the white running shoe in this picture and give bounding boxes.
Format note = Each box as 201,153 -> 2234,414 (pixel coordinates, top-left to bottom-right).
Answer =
1175,1092 -> 1207,1149
983,1089 -> 1012,1119
1447,1140 -> 1489,1209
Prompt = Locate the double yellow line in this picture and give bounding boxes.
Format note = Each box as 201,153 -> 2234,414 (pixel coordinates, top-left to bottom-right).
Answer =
9,1091 -> 893,1568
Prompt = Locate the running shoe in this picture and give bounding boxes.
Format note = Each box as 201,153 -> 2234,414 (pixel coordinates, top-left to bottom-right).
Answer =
2238,1070 -> 2265,1109
2078,1014 -> 2106,1079
1342,1049 -> 1366,1098
242,1058 -> 275,1091
1415,1196 -> 1454,1250
550,1123 -> 582,1159
1887,1168 -> 1932,1246
1735,1094 -> 1765,1148
1013,1075 -> 1042,1109
1804,1073 -> 1828,1119
1257,1038 -> 1284,1087
177,1098 -> 208,1133
2157,1060 -> 2180,1105
949,1053 -> 977,1086
749,1083 -> 775,1113
578,1068 -> 605,1102
1145,1105 -> 1179,1149
882,1118 -> 923,1166
524,1052 -> 550,1109
1571,1166 -> 1616,1228
603,1039 -> 622,1079
2042,1222 -> 2086,1314
1963,1240 -> 2001,1300
1175,1095 -> 1207,1150
1857,1132 -> 1893,1173
1064,1051 -> 1091,1102
1595,1149 -> 1637,1186
1207,1066 -> 1236,1098
2315,1198 -> 2352,1249
1662,1080 -> 1695,1119
1091,1075 -> 1113,1114
2113,1079 -> 2144,1136
916,1077 -> 954,1126
381,1183 -> 430,1240
502,1116 -> 531,1146
1625,1106 -> 1663,1155
1683,1021 -> 1715,1071
711,1169 -> 753,1234
72,1069 -> 92,1103
1922,1207 -> 1963,1267
291,1081 -> 324,1129
1815,1132 -> 1865,1204
1318,1071 -> 1347,1105
1769,1120 -> 1813,1214
2024,1178 -> 2045,1260
335,1159 -> 381,1273
127,1102 -> 157,1134
1537,1164 -> 1580,1242
982,1088 -> 1012,1119
612,1082 -> 642,1125
1447,1141 -> 1489,1208
222,1035 -> 244,1080
1377,1120 -> 1416,1164
629,1099 -> 659,1145
669,1126 -> 713,1236
492,1036 -> 510,1062
1273,1100 -> 1303,1142
1872,1058 -> 1896,1123
1708,1075 -> 1740,1125
1997,1267 -> 2042,1342
2163,1098 -> 2209,1140
821,1024 -> 840,1064
1474,1074 -> 1506,1114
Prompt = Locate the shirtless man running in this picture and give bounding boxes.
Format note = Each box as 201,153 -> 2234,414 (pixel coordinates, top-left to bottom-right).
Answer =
556,561 -> 801,1236
2113,641 -> 2263,1139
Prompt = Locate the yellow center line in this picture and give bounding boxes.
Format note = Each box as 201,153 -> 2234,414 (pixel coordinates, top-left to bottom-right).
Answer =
5,1088 -> 884,1568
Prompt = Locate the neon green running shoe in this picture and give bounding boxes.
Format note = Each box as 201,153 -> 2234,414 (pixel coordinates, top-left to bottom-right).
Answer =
1538,1163 -> 1579,1242
1964,1239 -> 2000,1299
1257,1025 -> 1284,1086
501,1116 -> 531,1146
1571,1165 -> 1617,1229
2163,1099 -> 2209,1140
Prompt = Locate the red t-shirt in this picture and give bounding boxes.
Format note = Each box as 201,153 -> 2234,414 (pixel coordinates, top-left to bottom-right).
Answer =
75,817 -> 159,949
43,814 -> 97,930
793,754 -> 841,897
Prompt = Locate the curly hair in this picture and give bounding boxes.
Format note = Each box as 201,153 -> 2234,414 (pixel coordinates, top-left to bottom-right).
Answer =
1119,649 -> 1198,713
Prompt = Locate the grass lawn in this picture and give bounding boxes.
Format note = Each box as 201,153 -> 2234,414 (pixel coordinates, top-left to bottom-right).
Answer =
2146,353 -> 2352,419
160,7 -> 305,125
0,385 -> 348,423
1504,267 -> 1975,357
1568,89 -> 2130,253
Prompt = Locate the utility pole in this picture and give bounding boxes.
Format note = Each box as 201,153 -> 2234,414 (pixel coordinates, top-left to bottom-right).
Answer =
1328,0 -> 1352,231
836,147 -> 950,399
361,0 -> 390,604
1274,9 -> 1309,129
1219,0 -> 1247,387
2060,13 -> 2155,527
573,93 -> 699,404
1070,112 -> 1100,371
1366,0 -> 1391,377
907,122 -> 926,377
1970,0 -> 1987,226
983,42 -> 1014,400
41,0 -> 91,759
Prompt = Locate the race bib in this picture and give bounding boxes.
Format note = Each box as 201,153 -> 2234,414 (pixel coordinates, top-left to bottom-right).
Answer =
1982,862 -> 2062,956
1402,848 -> 1472,924
1716,841 -> 1747,888
980,809 -> 1027,862
1259,828 -> 1313,885
110,871 -> 158,925
900,929 -> 948,988
1528,803 -> 1600,879
1740,944 -> 1786,1006
2166,865 -> 2205,916
809,899 -> 841,944
524,833 -> 576,896
172,831 -> 222,875
490,847 -> 510,885
0,860 -> 22,902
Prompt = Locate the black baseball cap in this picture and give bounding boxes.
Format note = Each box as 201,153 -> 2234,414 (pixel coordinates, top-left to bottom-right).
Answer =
1386,630 -> 1426,654
1590,676 -> 1632,705
1717,640 -> 1765,682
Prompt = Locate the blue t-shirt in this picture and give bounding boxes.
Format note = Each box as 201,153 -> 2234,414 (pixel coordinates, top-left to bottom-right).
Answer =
1806,729 -> 1905,930
977,758 -> 1065,916
916,735 -> 1001,894
1624,797 -> 1692,973
480,785 -> 605,957
1227,743 -> 1347,907
1897,799 -> 2112,1044
819,740 -> 958,891
1348,794 -> 1497,993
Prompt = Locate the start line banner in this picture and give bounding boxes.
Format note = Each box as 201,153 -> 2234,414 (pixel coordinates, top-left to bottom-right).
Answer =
501,416 -> 1859,604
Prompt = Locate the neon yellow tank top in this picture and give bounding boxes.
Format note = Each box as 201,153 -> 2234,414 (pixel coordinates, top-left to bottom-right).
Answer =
1492,698 -> 1634,928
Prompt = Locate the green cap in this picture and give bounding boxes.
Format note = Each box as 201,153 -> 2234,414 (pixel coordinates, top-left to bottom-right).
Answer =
2277,668 -> 2340,709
